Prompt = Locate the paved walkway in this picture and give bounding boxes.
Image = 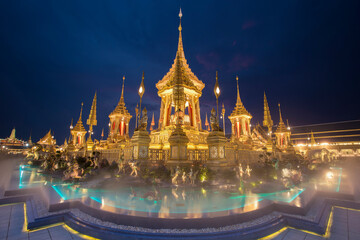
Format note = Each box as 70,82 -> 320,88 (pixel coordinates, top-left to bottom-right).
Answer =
271,207 -> 360,240
0,203 -> 86,240
1,203 -> 360,240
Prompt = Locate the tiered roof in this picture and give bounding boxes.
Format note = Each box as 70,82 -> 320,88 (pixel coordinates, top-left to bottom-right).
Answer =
275,103 -> 290,134
73,103 -> 86,132
38,130 -> 56,145
87,92 -> 97,126
109,76 -> 132,118
156,9 -> 204,94
263,92 -> 273,128
229,76 -> 252,118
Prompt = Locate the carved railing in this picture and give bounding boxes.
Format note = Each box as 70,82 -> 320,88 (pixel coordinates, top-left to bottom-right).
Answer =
149,149 -> 170,162
187,149 -> 208,163
100,149 -> 122,164
225,148 -> 263,165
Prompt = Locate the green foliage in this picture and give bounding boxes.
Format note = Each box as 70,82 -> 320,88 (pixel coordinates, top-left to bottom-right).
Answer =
198,166 -> 214,183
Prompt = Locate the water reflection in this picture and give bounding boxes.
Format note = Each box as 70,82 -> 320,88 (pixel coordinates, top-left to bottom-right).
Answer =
18,165 -> 343,215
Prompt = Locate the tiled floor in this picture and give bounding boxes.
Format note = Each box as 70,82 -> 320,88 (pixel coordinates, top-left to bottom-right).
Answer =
0,204 -> 86,240
271,207 -> 360,240
1,203 -> 360,240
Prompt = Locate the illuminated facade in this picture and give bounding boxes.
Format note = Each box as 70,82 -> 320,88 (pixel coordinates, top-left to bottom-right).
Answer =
274,104 -> 291,150
149,10 -> 208,151
38,130 -> 56,146
108,76 -> 132,144
263,92 -> 273,132
0,128 -> 26,147
64,10 -> 300,163
70,103 -> 87,148
228,76 -> 252,143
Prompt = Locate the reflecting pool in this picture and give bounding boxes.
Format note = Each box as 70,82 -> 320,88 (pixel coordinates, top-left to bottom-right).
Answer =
18,165 -> 343,214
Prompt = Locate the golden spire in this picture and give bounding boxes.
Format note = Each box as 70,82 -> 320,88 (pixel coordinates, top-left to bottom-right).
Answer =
177,8 -> 184,59
275,103 -> 288,133
150,113 -> 155,131
229,76 -> 251,118
28,131 -> 32,144
87,92 -> 97,127
236,76 -> 241,104
9,128 -> 16,140
310,131 -> 316,145
73,102 -> 86,132
120,76 -> 125,103
155,8 -> 204,93
205,113 -> 210,131
79,102 -> 83,121
263,92 -> 273,129
110,76 -> 132,118
278,103 -> 283,124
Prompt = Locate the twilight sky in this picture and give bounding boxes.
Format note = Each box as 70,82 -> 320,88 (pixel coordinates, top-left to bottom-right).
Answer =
0,0 -> 359,143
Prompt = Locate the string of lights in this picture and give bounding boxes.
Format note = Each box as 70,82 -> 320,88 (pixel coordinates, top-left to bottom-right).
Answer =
291,134 -> 360,140
291,128 -> 360,136
291,119 -> 360,128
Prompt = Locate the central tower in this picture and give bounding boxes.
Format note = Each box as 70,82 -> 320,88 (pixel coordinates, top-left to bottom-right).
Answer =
156,10 -> 204,130
150,10 -> 208,152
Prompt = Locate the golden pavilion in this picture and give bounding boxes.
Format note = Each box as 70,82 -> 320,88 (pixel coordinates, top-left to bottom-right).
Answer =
63,9 -> 296,166
149,9 -> 208,152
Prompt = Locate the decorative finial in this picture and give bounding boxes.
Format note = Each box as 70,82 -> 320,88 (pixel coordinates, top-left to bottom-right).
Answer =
178,8 -> 182,32
120,75 -> 125,101
79,102 -> 83,120
278,103 -> 283,123
236,75 -> 240,103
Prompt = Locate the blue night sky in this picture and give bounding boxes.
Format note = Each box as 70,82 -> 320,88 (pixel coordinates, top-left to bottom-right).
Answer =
0,1 -> 359,143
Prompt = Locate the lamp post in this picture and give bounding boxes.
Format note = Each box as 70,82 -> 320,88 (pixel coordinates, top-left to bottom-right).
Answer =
138,72 -> 145,127
221,103 -> 225,135
214,71 -> 221,121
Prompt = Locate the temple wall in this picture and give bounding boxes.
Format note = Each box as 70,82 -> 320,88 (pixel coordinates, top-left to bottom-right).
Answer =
100,149 -> 121,164
66,144 -> 301,169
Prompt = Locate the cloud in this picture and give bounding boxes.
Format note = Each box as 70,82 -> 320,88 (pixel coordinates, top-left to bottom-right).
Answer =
227,54 -> 255,72
242,20 -> 256,30
196,52 -> 219,71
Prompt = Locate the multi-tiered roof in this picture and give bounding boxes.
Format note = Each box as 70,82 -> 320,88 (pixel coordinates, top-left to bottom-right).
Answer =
109,76 -> 131,118
155,9 -> 204,94
229,76 -> 252,119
